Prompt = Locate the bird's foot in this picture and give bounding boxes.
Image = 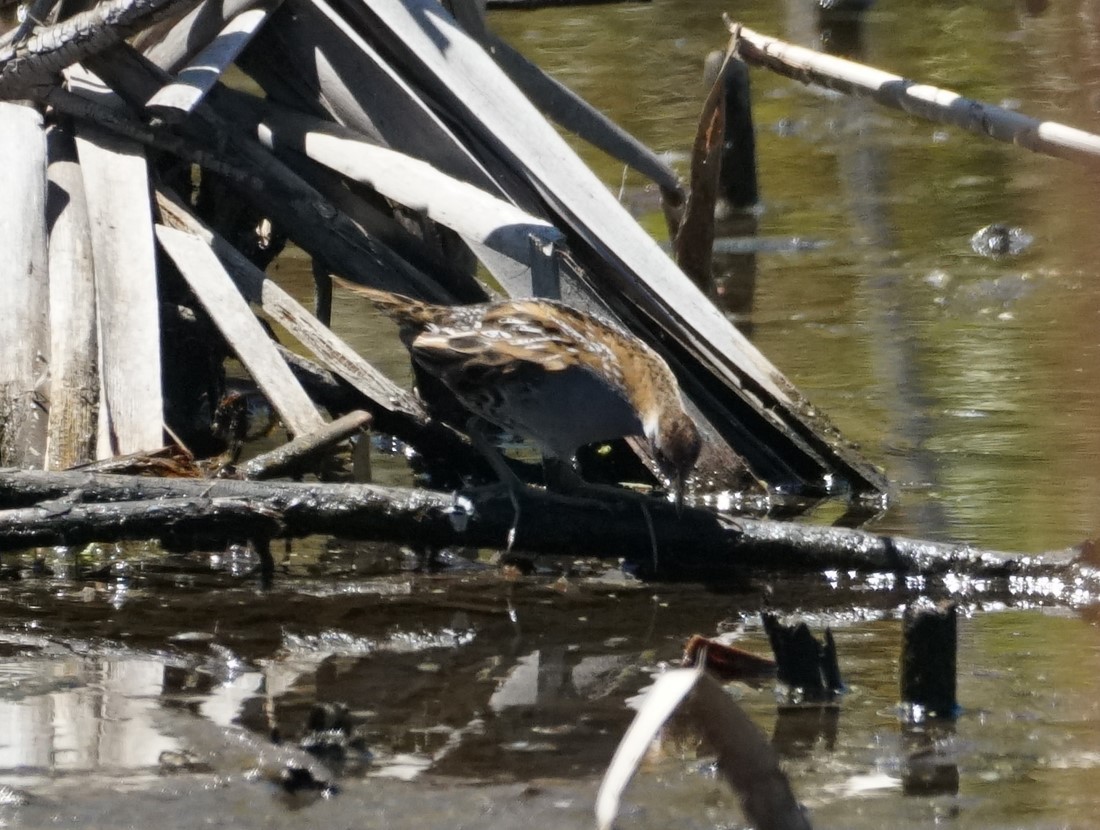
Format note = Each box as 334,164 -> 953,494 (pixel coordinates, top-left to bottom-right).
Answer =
457,480 -> 530,553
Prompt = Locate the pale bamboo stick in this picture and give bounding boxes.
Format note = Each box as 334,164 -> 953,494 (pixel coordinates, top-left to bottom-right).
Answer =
730,21 -> 1100,166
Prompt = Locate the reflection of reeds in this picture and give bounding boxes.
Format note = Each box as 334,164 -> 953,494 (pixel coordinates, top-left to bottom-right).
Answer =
0,657 -> 173,772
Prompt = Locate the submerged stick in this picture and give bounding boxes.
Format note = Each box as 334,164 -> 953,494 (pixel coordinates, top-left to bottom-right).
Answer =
762,613 -> 842,704
241,410 -> 371,480
729,21 -> 1100,167
0,468 -> 1084,584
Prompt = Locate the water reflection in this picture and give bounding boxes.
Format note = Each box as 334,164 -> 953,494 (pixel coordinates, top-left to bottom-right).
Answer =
0,655 -> 176,774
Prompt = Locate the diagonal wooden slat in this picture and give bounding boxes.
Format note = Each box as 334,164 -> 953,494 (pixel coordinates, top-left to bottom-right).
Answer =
156,224 -> 325,436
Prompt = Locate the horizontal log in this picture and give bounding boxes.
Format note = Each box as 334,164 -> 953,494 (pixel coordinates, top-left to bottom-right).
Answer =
0,468 -> 1078,583
0,496 -> 284,551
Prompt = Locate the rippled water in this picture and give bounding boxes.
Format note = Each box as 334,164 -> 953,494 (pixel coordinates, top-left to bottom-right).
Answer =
5,1 -> 1100,828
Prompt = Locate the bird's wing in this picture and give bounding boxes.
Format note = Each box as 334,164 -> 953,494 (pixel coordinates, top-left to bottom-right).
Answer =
409,329 -> 572,391
408,303 -> 627,400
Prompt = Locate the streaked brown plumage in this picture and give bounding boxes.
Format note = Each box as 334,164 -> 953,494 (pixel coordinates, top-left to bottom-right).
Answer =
335,278 -> 702,504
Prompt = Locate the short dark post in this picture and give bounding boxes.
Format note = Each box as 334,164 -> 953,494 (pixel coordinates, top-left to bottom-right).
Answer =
900,600 -> 958,719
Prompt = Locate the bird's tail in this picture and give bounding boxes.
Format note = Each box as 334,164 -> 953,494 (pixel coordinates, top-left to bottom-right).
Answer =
330,276 -> 437,328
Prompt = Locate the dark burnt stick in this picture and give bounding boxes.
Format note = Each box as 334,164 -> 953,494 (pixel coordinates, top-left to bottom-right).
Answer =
762,613 -> 843,704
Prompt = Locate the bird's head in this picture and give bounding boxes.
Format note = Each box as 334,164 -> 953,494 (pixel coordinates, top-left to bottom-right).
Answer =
648,411 -> 703,514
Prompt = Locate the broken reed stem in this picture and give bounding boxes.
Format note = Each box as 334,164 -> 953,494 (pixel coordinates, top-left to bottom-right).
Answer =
728,21 -> 1100,167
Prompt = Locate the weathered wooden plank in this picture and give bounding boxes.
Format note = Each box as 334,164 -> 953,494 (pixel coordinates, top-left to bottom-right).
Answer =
139,0 -> 262,71
144,1 -> 280,120
87,44 -> 458,302
69,67 -> 164,458
0,102 -> 49,469
156,224 -> 325,436
354,0 -> 886,494
44,122 -> 99,470
240,97 -> 564,265
237,0 -> 506,199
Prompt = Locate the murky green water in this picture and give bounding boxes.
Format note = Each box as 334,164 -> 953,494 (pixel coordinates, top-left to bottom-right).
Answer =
5,1 -> 1100,827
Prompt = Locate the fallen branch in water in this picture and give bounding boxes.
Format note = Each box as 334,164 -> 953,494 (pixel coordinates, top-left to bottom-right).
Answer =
728,21 -> 1100,167
0,468 -> 1084,583
240,409 -> 371,480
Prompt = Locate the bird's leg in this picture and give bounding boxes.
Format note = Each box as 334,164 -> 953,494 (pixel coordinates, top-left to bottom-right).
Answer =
541,455 -> 589,493
465,418 -> 524,552
638,499 -> 659,574
542,456 -> 650,503
542,456 -> 660,569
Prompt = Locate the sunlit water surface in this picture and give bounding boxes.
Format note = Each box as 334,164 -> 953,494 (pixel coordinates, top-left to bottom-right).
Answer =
5,1 -> 1100,828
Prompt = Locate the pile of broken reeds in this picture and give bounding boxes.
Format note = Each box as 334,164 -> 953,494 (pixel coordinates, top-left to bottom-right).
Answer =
0,0 -> 896,565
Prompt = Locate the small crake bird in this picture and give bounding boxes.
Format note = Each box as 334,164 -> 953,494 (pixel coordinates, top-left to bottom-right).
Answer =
333,277 -> 703,508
